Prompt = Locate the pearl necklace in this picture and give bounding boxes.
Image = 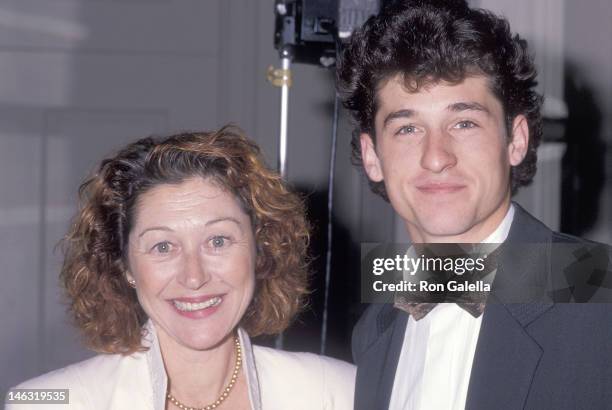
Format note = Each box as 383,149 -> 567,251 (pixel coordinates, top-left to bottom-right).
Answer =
166,335 -> 242,410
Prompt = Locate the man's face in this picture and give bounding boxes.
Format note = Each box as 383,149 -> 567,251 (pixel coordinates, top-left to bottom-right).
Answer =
361,75 -> 529,243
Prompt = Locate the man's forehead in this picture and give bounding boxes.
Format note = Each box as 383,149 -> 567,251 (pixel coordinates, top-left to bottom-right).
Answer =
374,74 -> 501,118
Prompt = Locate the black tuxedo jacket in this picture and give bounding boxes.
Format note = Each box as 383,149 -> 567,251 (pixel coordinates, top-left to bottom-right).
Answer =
352,204 -> 612,410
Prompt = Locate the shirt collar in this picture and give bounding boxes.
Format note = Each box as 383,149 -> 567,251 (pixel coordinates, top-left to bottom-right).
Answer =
142,320 -> 261,410
238,328 -> 262,410
481,203 -> 515,244
143,320 -> 168,410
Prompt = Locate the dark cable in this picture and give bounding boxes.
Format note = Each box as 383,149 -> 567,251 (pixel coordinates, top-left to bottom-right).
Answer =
320,91 -> 340,355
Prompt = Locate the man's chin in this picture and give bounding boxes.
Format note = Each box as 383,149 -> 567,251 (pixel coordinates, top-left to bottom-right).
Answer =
409,216 -> 475,243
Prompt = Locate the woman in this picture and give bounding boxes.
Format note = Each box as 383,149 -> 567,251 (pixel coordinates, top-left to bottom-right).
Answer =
8,126 -> 355,409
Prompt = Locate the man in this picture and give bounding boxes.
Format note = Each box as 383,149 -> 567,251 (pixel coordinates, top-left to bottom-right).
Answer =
336,1 -> 612,409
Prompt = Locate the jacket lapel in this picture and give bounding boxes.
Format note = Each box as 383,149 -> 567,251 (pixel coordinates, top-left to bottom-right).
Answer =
358,203 -> 556,410
465,302 -> 548,410
466,203 -> 554,409
355,305 -> 408,410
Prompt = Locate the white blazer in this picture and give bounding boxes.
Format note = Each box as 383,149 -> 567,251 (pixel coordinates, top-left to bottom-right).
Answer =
6,322 -> 355,410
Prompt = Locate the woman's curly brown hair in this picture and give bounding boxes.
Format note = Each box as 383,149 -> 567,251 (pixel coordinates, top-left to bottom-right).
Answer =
61,125 -> 310,354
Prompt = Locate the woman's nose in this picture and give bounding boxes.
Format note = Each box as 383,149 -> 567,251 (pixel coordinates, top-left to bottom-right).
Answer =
177,250 -> 210,290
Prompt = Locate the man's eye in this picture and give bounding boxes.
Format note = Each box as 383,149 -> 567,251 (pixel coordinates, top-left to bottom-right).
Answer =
455,120 -> 477,129
397,125 -> 417,135
210,236 -> 229,248
152,241 -> 172,254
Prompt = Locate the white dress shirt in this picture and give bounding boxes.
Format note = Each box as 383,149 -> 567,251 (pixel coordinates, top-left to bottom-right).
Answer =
7,320 -> 355,410
388,204 -> 515,410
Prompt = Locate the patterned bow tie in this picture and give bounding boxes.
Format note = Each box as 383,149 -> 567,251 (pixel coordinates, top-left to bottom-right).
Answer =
394,301 -> 486,320
392,243 -> 504,320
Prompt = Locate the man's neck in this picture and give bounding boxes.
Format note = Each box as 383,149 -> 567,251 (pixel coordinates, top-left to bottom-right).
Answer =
481,203 -> 515,244
406,200 -> 513,243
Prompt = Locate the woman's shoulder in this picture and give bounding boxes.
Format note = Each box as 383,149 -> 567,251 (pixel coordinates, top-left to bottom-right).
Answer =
13,354 -> 121,388
253,345 -> 355,377
252,345 -> 355,410
8,352 -> 150,409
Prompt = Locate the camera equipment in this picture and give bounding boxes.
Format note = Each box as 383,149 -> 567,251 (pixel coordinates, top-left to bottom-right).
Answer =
268,0 -> 385,179
268,0 -> 385,352
273,0 -> 382,68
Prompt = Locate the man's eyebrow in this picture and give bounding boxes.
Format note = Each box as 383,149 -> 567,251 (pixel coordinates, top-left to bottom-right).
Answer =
448,101 -> 491,115
383,109 -> 416,128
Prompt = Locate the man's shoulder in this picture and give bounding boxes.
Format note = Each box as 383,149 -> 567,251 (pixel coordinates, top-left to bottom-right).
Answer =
551,229 -> 603,245
353,303 -> 383,339
511,202 -> 610,247
351,303 -> 403,361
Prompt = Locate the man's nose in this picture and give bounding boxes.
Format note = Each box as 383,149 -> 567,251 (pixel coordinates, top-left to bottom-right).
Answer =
177,249 -> 210,290
419,130 -> 457,173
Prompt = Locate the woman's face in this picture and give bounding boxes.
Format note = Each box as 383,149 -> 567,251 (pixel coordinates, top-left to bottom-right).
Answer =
126,176 -> 256,351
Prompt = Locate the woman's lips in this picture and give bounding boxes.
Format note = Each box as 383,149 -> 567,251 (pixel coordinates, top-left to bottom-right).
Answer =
171,294 -> 225,303
168,294 -> 224,319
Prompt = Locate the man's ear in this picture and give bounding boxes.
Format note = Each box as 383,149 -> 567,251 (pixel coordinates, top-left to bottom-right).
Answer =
508,115 -> 529,166
360,133 -> 384,182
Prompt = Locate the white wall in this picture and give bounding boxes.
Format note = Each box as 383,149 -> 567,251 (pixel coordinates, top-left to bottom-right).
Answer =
0,0 -> 362,394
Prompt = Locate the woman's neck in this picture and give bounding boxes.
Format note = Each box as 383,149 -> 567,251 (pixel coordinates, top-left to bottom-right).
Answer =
156,327 -> 239,408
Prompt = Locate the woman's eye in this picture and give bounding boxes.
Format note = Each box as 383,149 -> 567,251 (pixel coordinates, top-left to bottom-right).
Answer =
152,241 -> 172,254
210,236 -> 229,248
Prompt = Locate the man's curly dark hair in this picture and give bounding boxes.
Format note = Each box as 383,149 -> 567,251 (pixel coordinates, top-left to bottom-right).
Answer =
336,0 -> 543,200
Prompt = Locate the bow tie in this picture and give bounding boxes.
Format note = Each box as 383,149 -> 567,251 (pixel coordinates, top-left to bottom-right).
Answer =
392,243 -> 504,320
394,301 -> 486,320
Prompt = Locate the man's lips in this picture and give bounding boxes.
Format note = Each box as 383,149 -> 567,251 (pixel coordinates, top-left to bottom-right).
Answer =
416,183 -> 466,194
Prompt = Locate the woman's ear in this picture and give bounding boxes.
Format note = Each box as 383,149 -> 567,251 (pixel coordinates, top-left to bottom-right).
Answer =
125,271 -> 136,288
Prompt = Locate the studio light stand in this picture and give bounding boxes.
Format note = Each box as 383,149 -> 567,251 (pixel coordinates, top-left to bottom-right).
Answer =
268,0 -> 383,352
